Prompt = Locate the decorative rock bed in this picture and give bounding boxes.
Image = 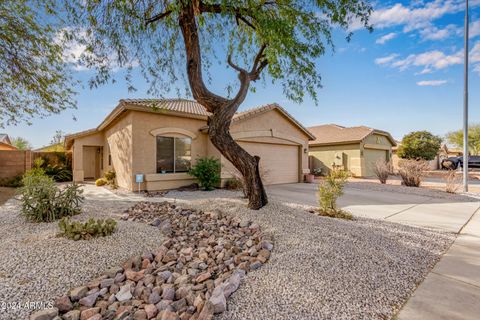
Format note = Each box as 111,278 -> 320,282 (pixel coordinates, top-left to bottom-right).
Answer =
31,201 -> 273,320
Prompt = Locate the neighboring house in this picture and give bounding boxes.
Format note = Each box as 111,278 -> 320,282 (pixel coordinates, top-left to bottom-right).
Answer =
65,99 -> 315,191
308,124 -> 396,177
34,143 -> 65,152
392,144 -> 449,170
0,134 -> 17,151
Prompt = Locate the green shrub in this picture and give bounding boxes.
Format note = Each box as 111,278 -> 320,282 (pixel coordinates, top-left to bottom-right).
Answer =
95,178 -> 108,186
0,175 -> 23,187
188,157 -> 221,191
44,164 -> 73,182
20,174 -> 84,222
104,170 -> 116,183
224,178 -> 243,190
317,170 -> 352,220
58,217 -> 117,240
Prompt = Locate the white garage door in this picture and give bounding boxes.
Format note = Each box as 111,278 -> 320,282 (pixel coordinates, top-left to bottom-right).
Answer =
225,142 -> 300,185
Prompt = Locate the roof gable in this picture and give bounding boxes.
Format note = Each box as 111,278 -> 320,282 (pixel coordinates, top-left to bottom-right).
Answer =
308,124 -> 396,146
231,104 -> 315,140
66,99 -> 315,148
0,134 -> 12,145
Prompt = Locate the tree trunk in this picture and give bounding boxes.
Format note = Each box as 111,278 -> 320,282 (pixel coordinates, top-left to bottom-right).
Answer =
208,106 -> 268,210
178,3 -> 268,209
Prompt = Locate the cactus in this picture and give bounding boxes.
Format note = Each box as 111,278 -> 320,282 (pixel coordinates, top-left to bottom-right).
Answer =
58,218 -> 117,240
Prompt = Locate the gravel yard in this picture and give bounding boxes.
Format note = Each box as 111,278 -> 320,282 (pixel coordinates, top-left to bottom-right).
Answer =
0,198 -> 164,320
166,192 -> 455,320
0,187 -> 16,206
0,187 -> 456,320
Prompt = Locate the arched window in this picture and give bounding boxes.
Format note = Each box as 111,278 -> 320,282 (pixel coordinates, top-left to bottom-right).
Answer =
156,136 -> 192,173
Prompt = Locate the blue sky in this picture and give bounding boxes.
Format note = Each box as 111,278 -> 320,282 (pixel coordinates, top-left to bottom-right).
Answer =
4,0 -> 480,148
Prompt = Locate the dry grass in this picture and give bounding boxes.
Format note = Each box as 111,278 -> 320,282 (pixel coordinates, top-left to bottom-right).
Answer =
445,170 -> 461,194
372,159 -> 393,184
0,187 -> 16,206
398,160 -> 430,187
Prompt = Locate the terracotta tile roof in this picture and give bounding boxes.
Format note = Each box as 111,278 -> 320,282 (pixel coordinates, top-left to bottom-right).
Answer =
120,99 -> 211,117
66,99 -> 316,149
308,124 -> 395,146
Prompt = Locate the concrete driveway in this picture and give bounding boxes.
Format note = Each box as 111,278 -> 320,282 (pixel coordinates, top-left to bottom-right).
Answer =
267,183 -> 480,233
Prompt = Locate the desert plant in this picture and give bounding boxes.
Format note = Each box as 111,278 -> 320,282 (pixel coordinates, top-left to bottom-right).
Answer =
0,175 -> 23,188
317,170 -> 352,219
372,159 -> 392,184
20,174 -> 84,222
445,170 -> 461,194
224,178 -> 243,190
95,178 -> 108,186
44,164 -> 73,182
58,217 -> 117,240
188,157 -> 221,191
104,170 -> 116,184
398,159 -> 430,187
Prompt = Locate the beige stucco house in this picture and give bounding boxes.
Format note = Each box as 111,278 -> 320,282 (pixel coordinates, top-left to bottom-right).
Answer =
308,124 -> 396,177
65,99 -> 315,191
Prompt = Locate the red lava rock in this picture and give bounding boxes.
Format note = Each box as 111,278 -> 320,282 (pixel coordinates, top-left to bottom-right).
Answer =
49,202 -> 273,320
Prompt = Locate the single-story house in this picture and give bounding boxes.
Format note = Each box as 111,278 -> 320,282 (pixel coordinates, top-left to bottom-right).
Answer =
65,99 -> 315,191
0,134 -> 17,151
307,124 -> 396,177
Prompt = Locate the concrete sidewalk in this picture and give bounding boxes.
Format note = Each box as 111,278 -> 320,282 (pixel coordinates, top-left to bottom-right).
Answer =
267,183 -> 480,233
397,208 -> 480,320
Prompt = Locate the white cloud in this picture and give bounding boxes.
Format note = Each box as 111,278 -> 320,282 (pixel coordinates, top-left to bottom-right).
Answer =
375,54 -> 399,65
391,50 -> 463,71
471,42 -> 480,63
471,21 -> 480,38
351,1 -> 480,42
376,32 -> 397,44
56,28 -> 138,72
474,64 -> 480,74
375,41 -> 480,75
420,24 -> 462,40
417,80 -> 448,86
354,0 -> 468,32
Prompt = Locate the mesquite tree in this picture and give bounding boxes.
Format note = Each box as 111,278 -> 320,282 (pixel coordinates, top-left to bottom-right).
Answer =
65,0 -> 372,209
0,0 -> 75,127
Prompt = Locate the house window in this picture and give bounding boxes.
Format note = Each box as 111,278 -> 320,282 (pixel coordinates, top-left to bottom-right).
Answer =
156,136 -> 192,173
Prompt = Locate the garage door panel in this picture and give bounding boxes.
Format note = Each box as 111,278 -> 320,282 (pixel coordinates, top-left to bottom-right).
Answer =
364,149 -> 387,177
222,142 -> 299,185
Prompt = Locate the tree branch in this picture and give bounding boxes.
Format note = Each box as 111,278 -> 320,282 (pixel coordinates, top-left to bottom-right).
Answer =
251,44 -> 267,73
227,54 -> 247,73
145,10 -> 172,26
178,3 -> 228,111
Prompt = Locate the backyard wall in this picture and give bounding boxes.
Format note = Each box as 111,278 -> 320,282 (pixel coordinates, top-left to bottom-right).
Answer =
0,150 -> 33,179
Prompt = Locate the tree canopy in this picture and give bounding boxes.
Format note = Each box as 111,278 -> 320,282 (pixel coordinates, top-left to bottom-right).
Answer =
64,0 -> 372,102
11,137 -> 32,150
446,124 -> 480,155
397,131 -> 442,161
64,0 -> 373,209
0,0 -> 76,127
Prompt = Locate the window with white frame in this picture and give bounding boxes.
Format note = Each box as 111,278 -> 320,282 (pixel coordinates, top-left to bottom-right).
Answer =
156,136 -> 192,173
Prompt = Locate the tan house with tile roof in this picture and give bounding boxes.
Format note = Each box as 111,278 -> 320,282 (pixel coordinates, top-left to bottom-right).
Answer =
308,124 -> 396,177
65,99 -> 315,191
